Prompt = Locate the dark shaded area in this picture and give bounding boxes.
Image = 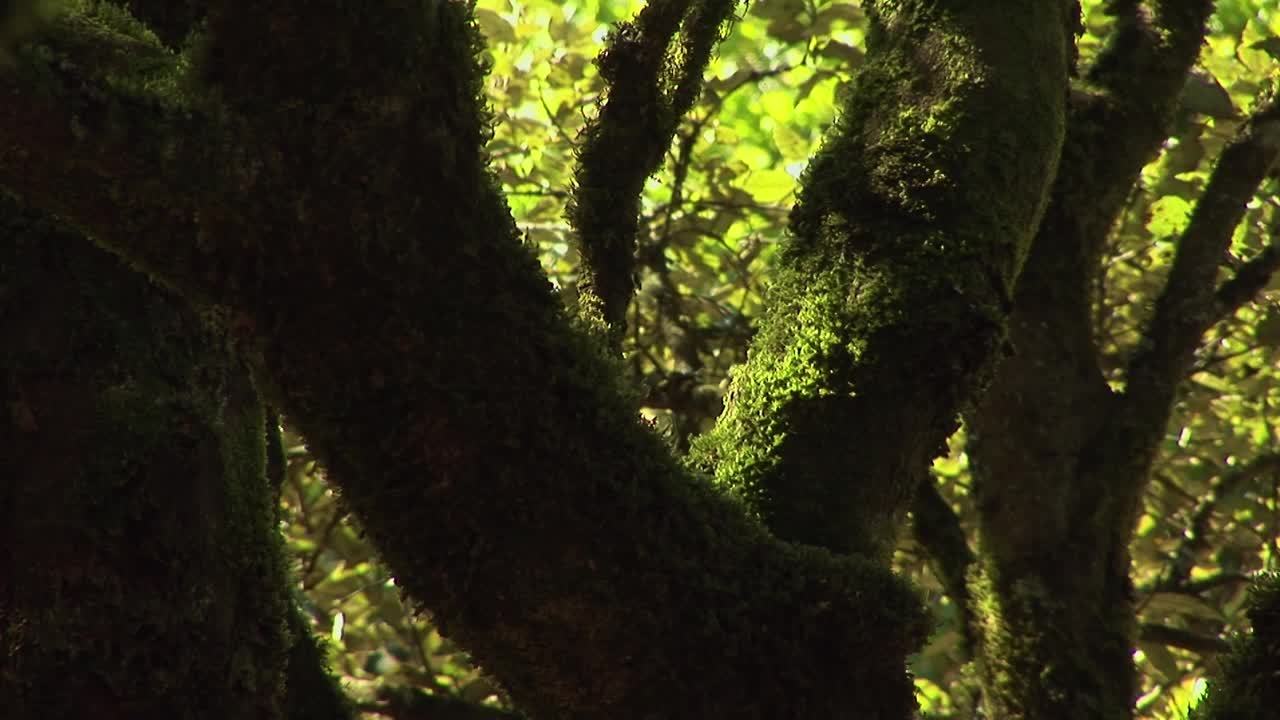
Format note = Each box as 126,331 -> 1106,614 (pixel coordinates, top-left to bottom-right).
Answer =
0,194 -> 350,720
0,194 -> 289,717
124,0 -> 206,48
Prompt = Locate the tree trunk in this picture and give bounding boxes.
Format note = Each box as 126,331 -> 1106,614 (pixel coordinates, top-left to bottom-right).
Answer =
0,0 -> 1076,715
959,4 -> 1262,718
0,196 -> 348,720
5,1 -> 1277,719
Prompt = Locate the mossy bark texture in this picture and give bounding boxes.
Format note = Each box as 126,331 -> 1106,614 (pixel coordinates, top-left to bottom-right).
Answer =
0,198 -> 302,718
1,5 -> 931,716
690,0 -> 1071,559
0,1 -> 1078,717
964,4 -> 1222,719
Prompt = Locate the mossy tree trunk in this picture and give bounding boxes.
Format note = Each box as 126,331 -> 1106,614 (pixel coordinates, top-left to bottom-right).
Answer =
689,0 -> 1070,560
0,0 -> 1072,716
0,196 -> 350,719
10,1 -> 1277,719
905,4 -> 1280,719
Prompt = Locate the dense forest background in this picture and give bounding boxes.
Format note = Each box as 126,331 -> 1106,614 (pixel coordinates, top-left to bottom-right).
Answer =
2,0 -> 1280,718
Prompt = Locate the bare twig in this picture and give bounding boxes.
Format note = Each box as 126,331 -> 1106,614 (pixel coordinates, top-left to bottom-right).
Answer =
567,0 -> 740,340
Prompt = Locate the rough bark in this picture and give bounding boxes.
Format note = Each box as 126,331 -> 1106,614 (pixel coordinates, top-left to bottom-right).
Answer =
568,0 -> 739,337
690,0 -> 1072,560
0,6 -> 929,716
0,196 -> 305,718
957,4 -> 1280,720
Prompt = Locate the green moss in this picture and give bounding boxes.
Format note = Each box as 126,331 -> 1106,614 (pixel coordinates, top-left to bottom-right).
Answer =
967,551 -> 1137,720
1,201 -> 297,718
1,1 -> 1068,714
1191,573 -> 1280,720
688,0 -> 1066,560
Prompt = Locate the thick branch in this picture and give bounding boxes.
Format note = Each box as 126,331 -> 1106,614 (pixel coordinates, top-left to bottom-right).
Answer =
2,5 -> 930,717
966,0 -> 1213,563
1216,239 -> 1280,313
0,12 -> 238,292
990,0 -> 1209,376
690,0 -> 1072,558
1003,0 -> 1214,353
957,8 -> 1213,718
1088,1 -> 1215,110
568,0 -> 739,337
1073,0 -> 1214,252
1,196 -> 298,717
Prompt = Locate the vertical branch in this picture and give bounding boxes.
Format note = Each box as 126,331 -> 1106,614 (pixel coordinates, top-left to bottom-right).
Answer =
1108,79 -> 1280,522
691,0 -> 1073,558
568,0 -> 739,340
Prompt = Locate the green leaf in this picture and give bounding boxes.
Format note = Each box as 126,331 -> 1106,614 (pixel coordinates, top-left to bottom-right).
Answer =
474,8 -> 517,44
1179,69 -> 1237,119
1145,592 -> 1228,622
1147,195 -> 1193,239
742,169 -> 796,204
1139,642 -> 1182,681
772,123 -> 810,161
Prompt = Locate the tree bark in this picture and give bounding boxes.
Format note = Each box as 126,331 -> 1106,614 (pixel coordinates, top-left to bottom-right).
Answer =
0,196 -> 330,718
0,1 -> 1100,717
0,6 -> 929,715
691,0 -> 1071,560
956,5 -> 1280,720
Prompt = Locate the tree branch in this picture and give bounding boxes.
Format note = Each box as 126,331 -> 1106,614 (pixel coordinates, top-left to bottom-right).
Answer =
568,0 -> 739,339
967,0 -> 1215,556
988,0 -> 1212,342
1089,1 -> 1215,102
958,7 -> 1214,715
690,0 -> 1073,559
0,11 -> 241,294
1114,80 -> 1280,478
910,477 -> 977,655
1065,0 -> 1215,262
2,5 -> 933,717
1215,239 -> 1280,314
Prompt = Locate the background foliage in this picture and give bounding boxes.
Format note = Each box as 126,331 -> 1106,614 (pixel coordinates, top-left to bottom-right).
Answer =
277,1 -> 1280,717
